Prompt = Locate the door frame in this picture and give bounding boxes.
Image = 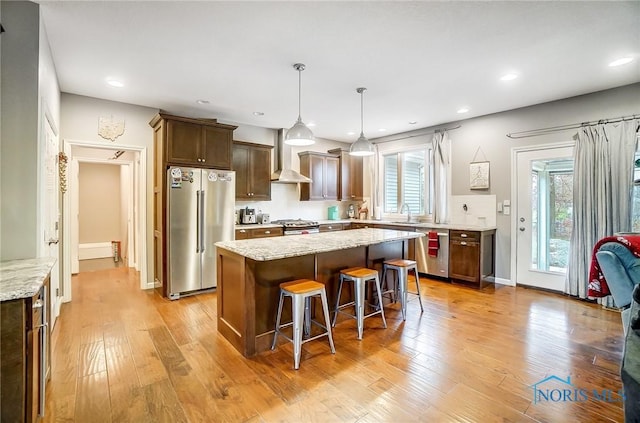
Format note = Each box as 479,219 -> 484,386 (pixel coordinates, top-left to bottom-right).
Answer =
38,103 -> 62,327
62,139 -> 148,302
510,141 -> 575,287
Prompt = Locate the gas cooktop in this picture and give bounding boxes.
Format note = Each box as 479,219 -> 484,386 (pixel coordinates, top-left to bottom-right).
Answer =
271,219 -> 319,228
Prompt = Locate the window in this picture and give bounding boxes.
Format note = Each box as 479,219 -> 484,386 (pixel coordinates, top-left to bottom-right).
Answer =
382,148 -> 430,217
530,159 -> 573,273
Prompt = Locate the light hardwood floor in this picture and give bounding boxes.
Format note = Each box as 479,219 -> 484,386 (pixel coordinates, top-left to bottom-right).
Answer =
44,267 -> 625,422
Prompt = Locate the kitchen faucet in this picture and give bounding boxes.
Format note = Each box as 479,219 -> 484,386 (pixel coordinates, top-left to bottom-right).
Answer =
400,203 -> 411,222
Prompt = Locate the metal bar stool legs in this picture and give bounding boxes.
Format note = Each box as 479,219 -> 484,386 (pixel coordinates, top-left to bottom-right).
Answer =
271,279 -> 336,369
333,267 -> 387,340
382,259 -> 424,321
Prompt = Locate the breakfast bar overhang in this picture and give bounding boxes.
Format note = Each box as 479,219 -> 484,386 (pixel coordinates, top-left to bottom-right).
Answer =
215,228 -> 423,357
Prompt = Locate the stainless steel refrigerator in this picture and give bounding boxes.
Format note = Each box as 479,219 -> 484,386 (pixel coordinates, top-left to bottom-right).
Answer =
167,166 -> 235,299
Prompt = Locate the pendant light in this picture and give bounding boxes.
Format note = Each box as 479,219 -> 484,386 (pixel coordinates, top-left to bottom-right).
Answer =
349,87 -> 375,156
285,63 -> 315,146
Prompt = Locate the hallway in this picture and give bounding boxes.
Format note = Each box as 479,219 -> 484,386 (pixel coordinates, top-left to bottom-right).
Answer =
44,268 -> 624,422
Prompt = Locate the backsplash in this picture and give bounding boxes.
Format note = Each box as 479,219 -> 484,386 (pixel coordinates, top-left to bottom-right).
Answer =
449,195 -> 497,227
235,183 -> 357,221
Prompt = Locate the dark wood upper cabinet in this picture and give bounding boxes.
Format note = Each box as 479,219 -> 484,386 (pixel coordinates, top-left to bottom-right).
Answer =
151,113 -> 237,170
328,148 -> 364,201
298,152 -> 339,201
232,141 -> 272,201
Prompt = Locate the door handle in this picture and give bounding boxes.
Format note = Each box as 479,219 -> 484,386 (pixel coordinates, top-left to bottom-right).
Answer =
519,227 -> 525,231
200,190 -> 205,252
196,190 -> 201,253
47,238 -> 59,245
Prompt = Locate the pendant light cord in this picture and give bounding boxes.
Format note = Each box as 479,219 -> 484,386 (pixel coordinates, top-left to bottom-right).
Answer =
360,90 -> 364,135
297,68 -> 302,121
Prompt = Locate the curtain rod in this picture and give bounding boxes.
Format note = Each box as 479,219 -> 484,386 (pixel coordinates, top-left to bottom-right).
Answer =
372,124 -> 461,145
506,113 -> 640,139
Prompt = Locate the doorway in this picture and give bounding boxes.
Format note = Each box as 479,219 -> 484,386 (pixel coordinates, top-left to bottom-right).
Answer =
513,143 -> 574,291
61,140 -> 147,302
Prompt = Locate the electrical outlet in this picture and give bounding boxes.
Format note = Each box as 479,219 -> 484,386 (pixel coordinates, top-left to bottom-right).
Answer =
497,202 -> 503,212
504,205 -> 511,215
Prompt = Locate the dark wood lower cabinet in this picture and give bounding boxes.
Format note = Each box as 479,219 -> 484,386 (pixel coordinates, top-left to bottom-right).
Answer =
0,275 -> 50,422
448,230 -> 495,288
235,227 -> 283,240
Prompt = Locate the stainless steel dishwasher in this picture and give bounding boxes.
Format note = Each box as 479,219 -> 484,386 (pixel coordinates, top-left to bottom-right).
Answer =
416,228 -> 449,278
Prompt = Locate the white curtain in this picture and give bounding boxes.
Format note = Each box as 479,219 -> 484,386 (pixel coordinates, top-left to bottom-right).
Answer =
565,119 -> 639,302
431,131 -> 450,223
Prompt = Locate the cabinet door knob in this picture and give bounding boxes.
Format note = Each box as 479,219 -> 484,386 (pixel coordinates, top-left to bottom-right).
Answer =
460,233 -> 468,238
265,230 -> 271,234
460,241 -> 467,246
202,158 -> 205,162
239,229 -> 246,233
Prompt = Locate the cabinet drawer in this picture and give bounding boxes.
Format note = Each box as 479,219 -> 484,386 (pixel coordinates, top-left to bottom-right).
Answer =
450,230 -> 480,241
319,223 -> 343,232
235,229 -> 250,240
250,228 -> 283,238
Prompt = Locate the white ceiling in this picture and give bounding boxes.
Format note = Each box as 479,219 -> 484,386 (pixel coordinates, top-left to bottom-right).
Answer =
38,1 -> 640,142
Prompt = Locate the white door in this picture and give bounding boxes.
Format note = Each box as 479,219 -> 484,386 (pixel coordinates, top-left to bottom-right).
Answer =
43,115 -> 62,327
515,145 -> 574,291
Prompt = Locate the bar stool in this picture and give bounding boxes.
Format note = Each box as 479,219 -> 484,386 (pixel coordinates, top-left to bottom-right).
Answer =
271,279 -> 336,369
381,259 -> 424,320
332,267 -> 387,340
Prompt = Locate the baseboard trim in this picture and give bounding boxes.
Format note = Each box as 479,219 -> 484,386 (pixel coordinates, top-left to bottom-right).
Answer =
494,277 -> 515,287
78,242 -> 113,260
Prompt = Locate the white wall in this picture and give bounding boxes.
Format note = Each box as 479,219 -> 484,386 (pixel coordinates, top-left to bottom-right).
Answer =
369,83 -> 640,281
78,163 -> 121,244
61,94 -> 158,279
0,1 -> 60,260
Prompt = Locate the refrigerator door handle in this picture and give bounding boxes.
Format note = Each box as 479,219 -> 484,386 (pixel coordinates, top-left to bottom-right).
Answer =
196,190 -> 201,253
200,190 -> 205,252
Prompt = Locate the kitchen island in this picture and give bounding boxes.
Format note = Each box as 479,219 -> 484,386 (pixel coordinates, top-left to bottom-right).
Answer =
215,228 -> 422,357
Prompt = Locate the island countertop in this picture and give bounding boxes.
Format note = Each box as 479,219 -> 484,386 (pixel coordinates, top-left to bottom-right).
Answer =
0,257 -> 56,302
216,228 -> 423,261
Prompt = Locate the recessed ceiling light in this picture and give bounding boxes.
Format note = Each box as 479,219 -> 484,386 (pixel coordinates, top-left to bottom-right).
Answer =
196,99 -> 210,105
408,121 -> 418,125
252,111 -> 264,116
347,131 -> 355,136
609,57 -> 634,67
500,73 -> 518,81
307,122 -> 316,127
457,108 -> 469,114
378,128 -> 386,132
106,78 -> 124,88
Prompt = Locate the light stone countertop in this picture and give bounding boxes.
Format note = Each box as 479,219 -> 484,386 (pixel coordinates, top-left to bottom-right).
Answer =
317,219 -> 496,231
216,228 -> 423,261
0,257 -> 56,302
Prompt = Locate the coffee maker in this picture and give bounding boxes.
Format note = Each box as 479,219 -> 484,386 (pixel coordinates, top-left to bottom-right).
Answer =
240,207 -> 257,224
347,204 -> 356,219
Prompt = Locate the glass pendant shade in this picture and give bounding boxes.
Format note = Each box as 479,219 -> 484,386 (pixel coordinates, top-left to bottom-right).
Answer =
350,87 -> 375,156
285,63 -> 314,146
285,117 -> 315,146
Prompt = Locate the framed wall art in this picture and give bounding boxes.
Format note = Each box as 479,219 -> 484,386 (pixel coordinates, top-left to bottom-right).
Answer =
470,161 -> 490,190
